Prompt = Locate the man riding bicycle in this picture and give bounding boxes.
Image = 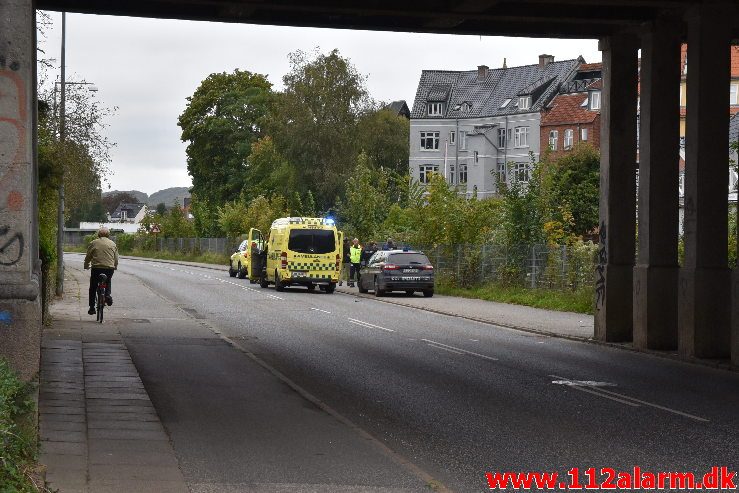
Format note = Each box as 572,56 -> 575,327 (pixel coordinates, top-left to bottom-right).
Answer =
83,226 -> 118,316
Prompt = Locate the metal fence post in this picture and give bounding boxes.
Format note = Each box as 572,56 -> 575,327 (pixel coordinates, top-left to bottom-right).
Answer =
530,245 -> 537,289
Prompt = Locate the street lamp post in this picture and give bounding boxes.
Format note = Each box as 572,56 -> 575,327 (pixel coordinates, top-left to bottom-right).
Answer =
55,11 -> 97,297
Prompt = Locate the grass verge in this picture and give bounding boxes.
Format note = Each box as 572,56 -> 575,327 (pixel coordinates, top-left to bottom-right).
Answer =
435,282 -> 594,314
65,247 -> 229,266
0,359 -> 44,492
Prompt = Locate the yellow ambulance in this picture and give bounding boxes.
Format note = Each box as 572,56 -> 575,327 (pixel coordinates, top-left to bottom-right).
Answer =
250,217 -> 341,293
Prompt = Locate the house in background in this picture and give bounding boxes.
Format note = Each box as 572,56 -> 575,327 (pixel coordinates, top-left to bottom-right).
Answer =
409,54 -> 582,198
108,202 -> 147,224
540,63 -> 602,158
386,100 -> 410,119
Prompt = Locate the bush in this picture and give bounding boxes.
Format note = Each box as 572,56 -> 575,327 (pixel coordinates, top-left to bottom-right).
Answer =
0,358 -> 38,491
114,233 -> 135,254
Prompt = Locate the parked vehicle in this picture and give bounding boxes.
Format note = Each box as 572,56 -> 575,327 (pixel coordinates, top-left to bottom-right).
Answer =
253,217 -> 340,293
358,249 -> 435,297
228,229 -> 265,281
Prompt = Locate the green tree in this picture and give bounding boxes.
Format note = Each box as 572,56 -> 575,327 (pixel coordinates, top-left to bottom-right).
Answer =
266,49 -> 370,210
245,136 -> 295,198
156,202 -> 167,215
337,153 -> 390,241
179,70 -> 273,206
356,107 -> 410,175
538,143 -> 600,239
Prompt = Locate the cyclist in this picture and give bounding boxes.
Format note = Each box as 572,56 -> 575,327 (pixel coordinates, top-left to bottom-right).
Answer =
83,226 -> 118,315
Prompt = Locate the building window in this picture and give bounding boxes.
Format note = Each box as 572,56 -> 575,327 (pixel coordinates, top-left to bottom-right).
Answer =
121,210 -> 128,221
590,91 -> 601,110
474,151 -> 479,163
459,164 -> 468,184
564,129 -> 574,149
513,162 -> 530,183
499,98 -> 512,109
514,126 -> 530,148
427,102 -> 443,116
548,130 -> 558,150
420,131 -> 440,151
581,128 -> 588,141
496,163 -> 506,186
731,83 -> 739,105
449,131 -> 456,145
419,164 -> 438,184
518,96 -> 531,110
459,131 -> 467,150
498,128 -> 506,148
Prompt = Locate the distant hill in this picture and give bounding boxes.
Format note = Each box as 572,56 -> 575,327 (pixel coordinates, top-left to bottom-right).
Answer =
102,190 -> 148,204
103,187 -> 191,208
148,187 -> 191,208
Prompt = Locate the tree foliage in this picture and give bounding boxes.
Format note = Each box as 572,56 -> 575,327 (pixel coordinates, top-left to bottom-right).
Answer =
266,49 -> 370,210
179,70 -> 273,205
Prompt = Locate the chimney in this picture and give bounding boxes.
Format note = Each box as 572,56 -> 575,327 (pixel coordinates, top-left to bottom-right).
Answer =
539,54 -> 554,68
502,58 -> 507,69
477,65 -> 489,81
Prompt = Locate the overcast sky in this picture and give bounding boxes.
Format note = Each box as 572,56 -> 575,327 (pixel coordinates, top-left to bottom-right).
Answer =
38,11 -> 601,195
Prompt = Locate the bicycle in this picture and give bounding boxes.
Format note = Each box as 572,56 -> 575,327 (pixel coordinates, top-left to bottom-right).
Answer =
95,273 -> 108,323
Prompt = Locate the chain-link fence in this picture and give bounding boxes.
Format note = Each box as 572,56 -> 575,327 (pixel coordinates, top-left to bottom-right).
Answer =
413,242 -> 598,290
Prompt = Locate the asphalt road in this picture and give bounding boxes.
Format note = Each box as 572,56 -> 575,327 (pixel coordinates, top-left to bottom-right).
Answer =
68,254 -> 739,492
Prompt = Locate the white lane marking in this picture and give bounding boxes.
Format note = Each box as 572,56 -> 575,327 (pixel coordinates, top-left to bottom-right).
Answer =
266,294 -> 283,300
550,375 -> 709,422
311,308 -> 332,314
420,339 -> 498,361
566,385 -> 640,407
426,343 -> 465,355
348,318 -> 394,332
551,379 -> 617,387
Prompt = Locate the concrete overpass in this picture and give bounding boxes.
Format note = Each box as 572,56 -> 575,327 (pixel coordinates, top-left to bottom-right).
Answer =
2,0 -> 739,379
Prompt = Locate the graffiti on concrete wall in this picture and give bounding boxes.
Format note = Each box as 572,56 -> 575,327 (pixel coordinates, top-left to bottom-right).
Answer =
0,56 -> 27,270
595,221 -> 607,308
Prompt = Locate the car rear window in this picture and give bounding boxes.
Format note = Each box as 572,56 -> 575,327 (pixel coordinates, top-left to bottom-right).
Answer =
288,229 -> 336,254
387,253 -> 430,265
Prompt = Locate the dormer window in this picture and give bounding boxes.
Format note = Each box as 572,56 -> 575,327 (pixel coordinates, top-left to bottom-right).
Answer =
499,98 -> 512,109
589,91 -> 601,110
518,96 -> 531,110
427,102 -> 443,117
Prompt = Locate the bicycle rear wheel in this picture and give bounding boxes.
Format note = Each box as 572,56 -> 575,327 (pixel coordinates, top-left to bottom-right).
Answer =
96,290 -> 105,323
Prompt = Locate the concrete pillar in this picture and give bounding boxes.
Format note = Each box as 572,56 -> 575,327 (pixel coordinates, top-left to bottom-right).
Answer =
0,0 -> 41,381
633,18 -> 681,350
679,3 -> 731,359
595,33 -> 639,342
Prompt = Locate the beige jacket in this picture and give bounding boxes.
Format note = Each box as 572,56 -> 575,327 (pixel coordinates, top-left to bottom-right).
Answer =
84,237 -> 119,270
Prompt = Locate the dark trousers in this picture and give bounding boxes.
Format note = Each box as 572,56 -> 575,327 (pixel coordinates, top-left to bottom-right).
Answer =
89,268 -> 114,307
349,263 -> 360,283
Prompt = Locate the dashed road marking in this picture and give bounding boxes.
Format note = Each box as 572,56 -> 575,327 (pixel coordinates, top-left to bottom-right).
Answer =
426,343 -> 465,355
348,318 -> 394,332
420,339 -> 498,361
311,308 -> 332,314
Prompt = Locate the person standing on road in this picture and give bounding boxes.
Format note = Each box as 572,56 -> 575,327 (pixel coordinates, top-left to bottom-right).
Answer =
361,241 -> 377,266
349,238 -> 362,288
340,237 -> 351,286
83,226 -> 118,315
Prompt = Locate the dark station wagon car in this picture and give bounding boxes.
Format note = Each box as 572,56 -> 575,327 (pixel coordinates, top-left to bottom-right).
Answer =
358,249 -> 435,297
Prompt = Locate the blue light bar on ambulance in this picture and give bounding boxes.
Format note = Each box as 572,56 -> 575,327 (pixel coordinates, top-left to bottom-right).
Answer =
323,218 -> 335,225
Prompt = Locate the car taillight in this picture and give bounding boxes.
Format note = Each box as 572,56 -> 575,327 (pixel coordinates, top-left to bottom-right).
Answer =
281,252 -> 287,269
383,264 -> 399,270
421,265 -> 434,270
336,254 -> 340,270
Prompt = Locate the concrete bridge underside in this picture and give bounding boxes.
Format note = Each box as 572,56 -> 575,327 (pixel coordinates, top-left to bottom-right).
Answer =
2,0 -> 739,380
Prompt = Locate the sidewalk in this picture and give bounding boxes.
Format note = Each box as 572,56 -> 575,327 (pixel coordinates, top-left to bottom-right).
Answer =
39,270 -> 188,493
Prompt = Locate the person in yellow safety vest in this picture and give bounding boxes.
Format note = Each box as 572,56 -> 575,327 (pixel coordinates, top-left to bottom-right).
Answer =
349,237 -> 362,288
